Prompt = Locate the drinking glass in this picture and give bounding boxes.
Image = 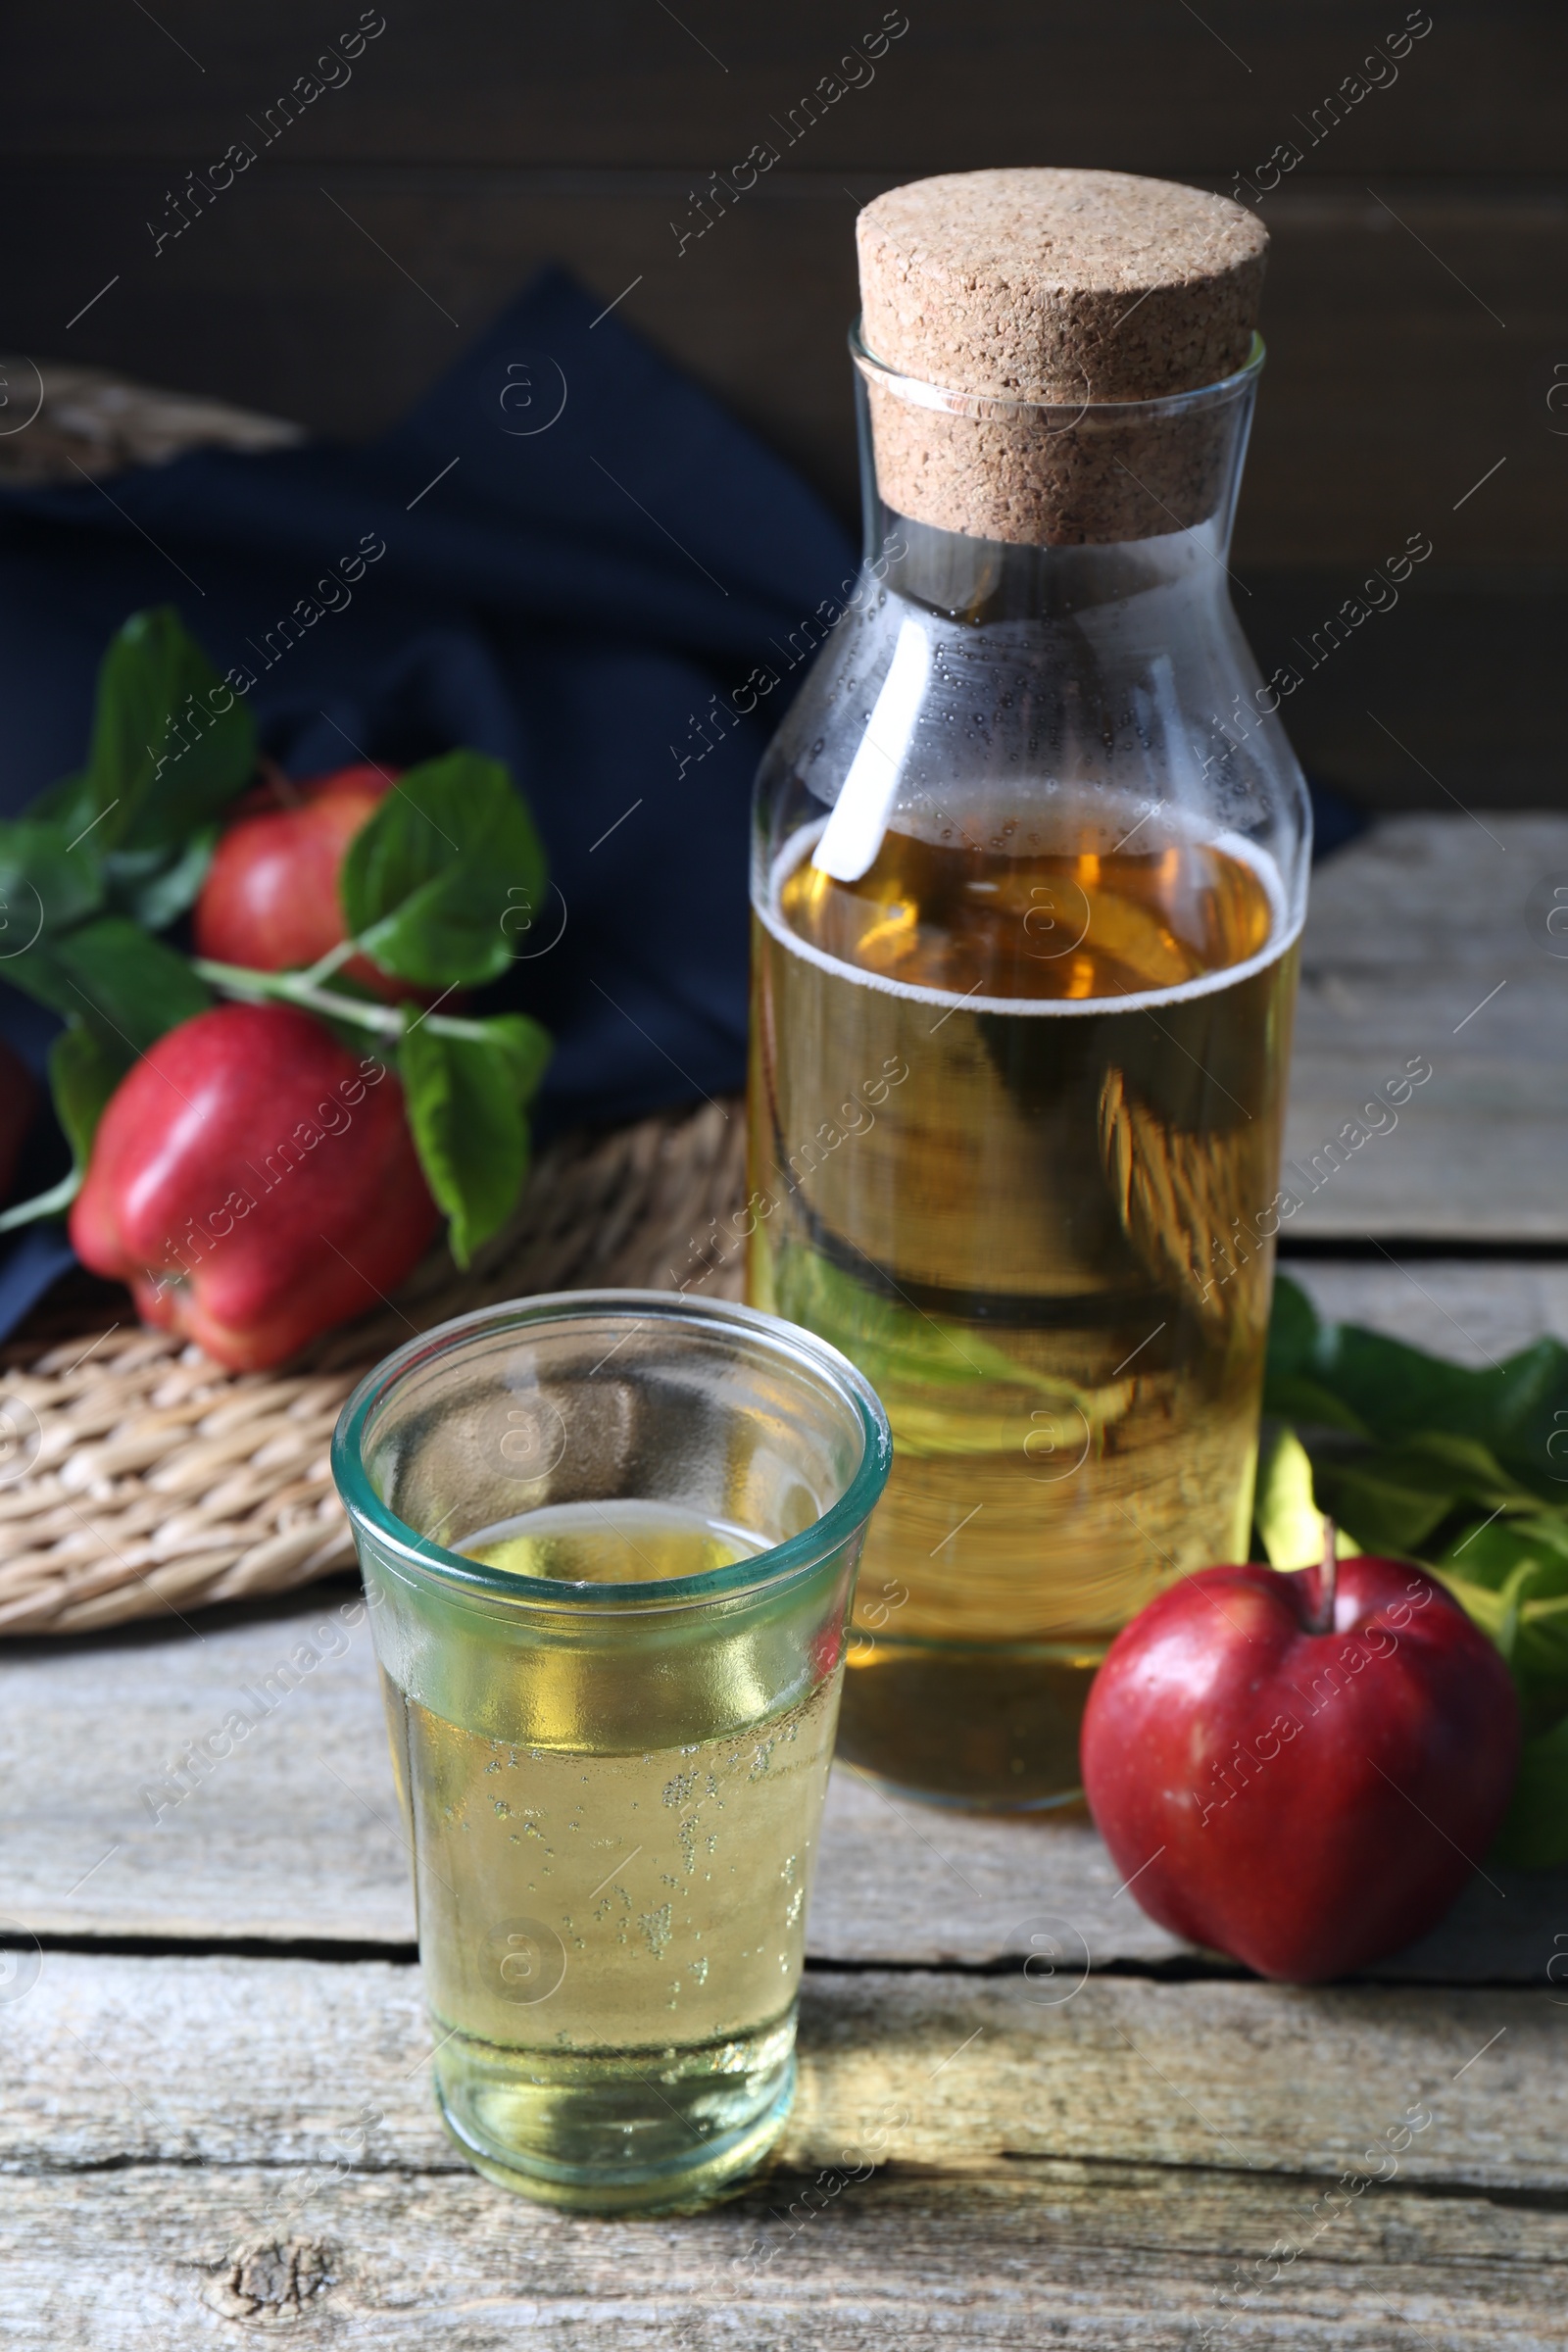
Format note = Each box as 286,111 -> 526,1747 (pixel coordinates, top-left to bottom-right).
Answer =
332,1289 -> 891,2212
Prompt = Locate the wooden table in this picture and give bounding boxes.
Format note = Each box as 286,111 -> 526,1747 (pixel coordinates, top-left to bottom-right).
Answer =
3,815 -> 1564,2348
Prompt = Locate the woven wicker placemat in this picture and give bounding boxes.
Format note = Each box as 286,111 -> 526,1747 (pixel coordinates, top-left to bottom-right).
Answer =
0,356 -> 303,484
0,1102 -> 746,1635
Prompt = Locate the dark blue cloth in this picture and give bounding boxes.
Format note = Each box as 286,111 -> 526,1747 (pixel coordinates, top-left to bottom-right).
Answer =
0,267 -> 858,1334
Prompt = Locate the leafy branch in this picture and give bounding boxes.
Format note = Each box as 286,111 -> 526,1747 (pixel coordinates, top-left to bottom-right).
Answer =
191,955 -> 506,1044
1264,1273 -> 1568,1867
0,608 -> 553,1266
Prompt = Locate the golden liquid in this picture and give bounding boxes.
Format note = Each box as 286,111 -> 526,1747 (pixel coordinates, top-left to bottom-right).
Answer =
465,1498 -> 760,1585
749,821 -> 1297,1806
381,1503 -> 838,2203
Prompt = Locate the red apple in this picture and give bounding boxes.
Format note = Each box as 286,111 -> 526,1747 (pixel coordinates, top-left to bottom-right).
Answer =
1081,1554 -> 1520,1981
71,1002 -> 438,1370
193,764 -> 398,997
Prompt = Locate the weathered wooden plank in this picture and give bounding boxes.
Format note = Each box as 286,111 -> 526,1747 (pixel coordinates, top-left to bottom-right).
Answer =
1287,1260 -> 1568,1369
812,1769 -> 1555,1987
0,1592 -> 412,1944
5,2160 -> 1556,2351
0,1951 -> 1552,2188
1297,814 -> 1562,971
0,1578 -> 1561,1982
1284,815 -> 1568,1239
0,1954 -> 1556,2348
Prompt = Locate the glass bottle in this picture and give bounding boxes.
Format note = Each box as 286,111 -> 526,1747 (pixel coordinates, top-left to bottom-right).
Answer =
747,321 -> 1309,1809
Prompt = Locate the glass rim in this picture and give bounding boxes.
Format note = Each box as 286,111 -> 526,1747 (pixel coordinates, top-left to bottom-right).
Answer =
850,321 -> 1265,425
330,1288 -> 893,1614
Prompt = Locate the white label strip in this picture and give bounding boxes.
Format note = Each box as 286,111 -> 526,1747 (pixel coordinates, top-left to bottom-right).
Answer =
809,616 -> 931,883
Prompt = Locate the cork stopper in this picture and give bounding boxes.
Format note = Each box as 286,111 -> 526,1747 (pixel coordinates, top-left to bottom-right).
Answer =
856,168 -> 1267,547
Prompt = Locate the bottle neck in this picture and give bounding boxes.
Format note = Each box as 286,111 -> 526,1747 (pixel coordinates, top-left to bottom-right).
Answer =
868,510 -> 1239,626
854,336 -> 1259,623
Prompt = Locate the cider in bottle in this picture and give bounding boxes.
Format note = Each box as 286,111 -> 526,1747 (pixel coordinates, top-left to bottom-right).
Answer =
747,170 -> 1309,1807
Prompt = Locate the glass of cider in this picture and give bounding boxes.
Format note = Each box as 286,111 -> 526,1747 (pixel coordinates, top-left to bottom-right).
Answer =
332,1290 -> 891,2213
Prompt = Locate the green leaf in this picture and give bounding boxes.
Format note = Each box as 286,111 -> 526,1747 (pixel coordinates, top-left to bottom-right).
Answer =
0,817 -> 105,953
24,916 -> 212,1056
341,752 -> 548,990
102,826 -> 218,931
1389,1430 -> 1538,1503
1262,1372 -> 1371,1438
1264,1278 -> 1568,1753
46,607 -> 255,857
1434,1564 -> 1527,1654
1491,1712 -> 1568,1869
1439,1587 -> 1568,1737
1265,1277 -> 1568,1509
1255,1427 -> 1327,1570
49,1023 -> 130,1172
1434,1516 -> 1568,1730
1310,1434 -> 1530,1560
1322,1464 -> 1463,1554
1264,1271 -> 1321,1382
772,1243 -> 1054,1394
398,1011 -> 551,1266
1513,1592 -> 1568,1733
1435,1513 -> 1568,1595
764,1241 -> 1134,1460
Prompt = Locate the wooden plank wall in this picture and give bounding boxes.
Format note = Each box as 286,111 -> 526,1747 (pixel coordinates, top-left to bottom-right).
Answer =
3,1 -> 1563,804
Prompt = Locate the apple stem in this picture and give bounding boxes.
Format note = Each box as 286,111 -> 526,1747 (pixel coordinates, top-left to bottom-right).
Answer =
0,1167 -> 81,1234
191,957 -> 498,1047
257,756 -> 303,807
1306,1517 -> 1339,1633
299,937 -> 361,989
